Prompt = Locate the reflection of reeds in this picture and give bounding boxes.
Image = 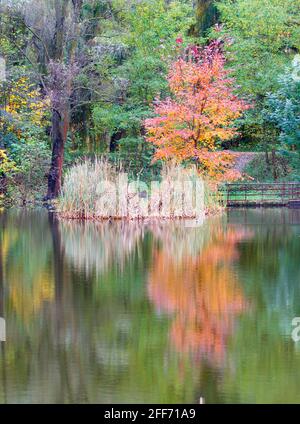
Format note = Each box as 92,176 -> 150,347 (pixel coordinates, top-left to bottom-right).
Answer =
58,159 -> 218,220
60,218 -> 222,276
60,220 -> 146,275
60,211 -> 232,275
147,216 -> 228,261
60,215 -> 250,282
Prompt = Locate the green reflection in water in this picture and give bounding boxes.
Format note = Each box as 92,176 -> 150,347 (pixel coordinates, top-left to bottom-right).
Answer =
221,209 -> 300,404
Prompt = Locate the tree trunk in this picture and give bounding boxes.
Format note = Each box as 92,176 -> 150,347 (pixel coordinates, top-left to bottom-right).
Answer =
0,176 -> 7,198
110,130 -> 124,153
191,1 -> 218,36
47,109 -> 68,199
271,148 -> 277,180
46,0 -> 69,200
52,0 -> 68,61
46,0 -> 81,199
265,149 -> 269,165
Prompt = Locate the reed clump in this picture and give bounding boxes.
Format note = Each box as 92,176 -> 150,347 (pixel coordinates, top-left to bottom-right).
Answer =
58,159 -> 221,220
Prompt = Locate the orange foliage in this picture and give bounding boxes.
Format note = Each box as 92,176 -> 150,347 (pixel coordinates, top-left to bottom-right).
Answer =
148,224 -> 252,364
145,42 -> 250,181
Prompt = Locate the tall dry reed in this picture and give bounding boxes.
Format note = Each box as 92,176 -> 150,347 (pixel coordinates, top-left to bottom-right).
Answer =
58,159 -> 220,220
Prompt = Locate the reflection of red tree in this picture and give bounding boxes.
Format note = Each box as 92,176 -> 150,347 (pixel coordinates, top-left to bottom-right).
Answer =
148,225 -> 252,364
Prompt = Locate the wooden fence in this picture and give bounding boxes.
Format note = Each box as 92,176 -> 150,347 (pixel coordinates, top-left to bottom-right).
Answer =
221,182 -> 300,207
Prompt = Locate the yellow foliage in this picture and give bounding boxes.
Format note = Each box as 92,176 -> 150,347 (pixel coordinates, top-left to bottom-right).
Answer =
0,149 -> 17,175
0,77 -> 49,135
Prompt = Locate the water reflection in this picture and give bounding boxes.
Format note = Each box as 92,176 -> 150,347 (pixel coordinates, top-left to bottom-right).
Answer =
60,221 -> 145,276
148,223 -> 252,364
0,209 -> 299,403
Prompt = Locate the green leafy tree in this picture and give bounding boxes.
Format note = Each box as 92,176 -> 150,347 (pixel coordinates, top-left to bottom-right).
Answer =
213,0 -> 300,153
267,63 -> 300,154
92,0 -> 195,179
214,0 -> 300,97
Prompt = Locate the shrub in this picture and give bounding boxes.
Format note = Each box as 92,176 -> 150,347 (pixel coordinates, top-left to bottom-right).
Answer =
6,141 -> 51,205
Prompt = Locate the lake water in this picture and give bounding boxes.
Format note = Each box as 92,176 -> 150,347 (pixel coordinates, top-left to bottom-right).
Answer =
0,208 -> 300,404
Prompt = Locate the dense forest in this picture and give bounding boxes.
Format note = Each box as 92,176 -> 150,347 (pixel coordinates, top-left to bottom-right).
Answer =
0,0 -> 299,207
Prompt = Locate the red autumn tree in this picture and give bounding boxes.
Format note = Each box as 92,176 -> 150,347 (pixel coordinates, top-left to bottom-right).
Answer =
145,41 -> 250,181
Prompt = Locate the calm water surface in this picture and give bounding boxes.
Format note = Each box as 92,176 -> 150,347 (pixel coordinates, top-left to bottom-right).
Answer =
0,208 -> 300,404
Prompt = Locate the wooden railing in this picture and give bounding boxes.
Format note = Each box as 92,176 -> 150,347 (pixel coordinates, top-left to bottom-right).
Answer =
221,182 -> 300,207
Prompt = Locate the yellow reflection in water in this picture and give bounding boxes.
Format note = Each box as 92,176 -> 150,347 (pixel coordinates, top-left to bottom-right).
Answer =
9,272 -> 54,323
